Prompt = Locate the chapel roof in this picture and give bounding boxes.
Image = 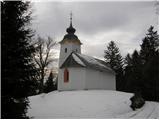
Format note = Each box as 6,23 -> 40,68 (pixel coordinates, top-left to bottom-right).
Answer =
60,52 -> 115,73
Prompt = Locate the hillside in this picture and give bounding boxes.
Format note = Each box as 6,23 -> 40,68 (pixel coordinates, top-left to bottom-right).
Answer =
27,90 -> 158,119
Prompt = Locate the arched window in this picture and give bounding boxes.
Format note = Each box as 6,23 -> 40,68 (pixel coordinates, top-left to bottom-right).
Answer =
64,68 -> 69,83
65,48 -> 67,53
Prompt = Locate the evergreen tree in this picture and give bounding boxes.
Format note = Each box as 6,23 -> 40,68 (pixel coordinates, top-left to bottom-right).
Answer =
124,26 -> 159,101
124,50 -> 143,92
140,26 -> 159,64
124,53 -> 133,91
44,72 -> 56,93
2,1 -> 38,118
131,50 -> 143,90
140,26 -> 159,101
142,50 -> 159,101
125,54 -> 132,66
104,41 -> 124,90
104,41 -> 124,72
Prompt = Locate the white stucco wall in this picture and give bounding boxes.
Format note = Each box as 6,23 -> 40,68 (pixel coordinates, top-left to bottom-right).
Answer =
58,67 -> 115,91
85,69 -> 115,90
58,67 -> 86,91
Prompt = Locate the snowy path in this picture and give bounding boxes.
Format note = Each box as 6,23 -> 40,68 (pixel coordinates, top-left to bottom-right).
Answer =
116,101 -> 158,119
27,90 -> 159,119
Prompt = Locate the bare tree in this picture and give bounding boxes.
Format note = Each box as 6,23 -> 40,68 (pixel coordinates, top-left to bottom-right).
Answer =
34,36 -> 56,93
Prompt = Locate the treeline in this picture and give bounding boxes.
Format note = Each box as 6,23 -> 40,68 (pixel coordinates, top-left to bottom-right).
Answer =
104,26 -> 159,102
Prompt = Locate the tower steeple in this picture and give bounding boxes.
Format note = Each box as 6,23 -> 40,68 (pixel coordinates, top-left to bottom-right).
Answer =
59,13 -> 82,67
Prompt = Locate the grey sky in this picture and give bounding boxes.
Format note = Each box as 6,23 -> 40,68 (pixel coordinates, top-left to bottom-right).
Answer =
31,1 -> 158,68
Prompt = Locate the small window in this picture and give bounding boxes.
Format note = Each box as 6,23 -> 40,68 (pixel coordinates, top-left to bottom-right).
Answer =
64,68 -> 69,83
65,48 -> 67,53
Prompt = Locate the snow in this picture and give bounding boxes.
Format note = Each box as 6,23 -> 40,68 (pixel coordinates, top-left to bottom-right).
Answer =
72,53 -> 86,66
27,90 -> 159,119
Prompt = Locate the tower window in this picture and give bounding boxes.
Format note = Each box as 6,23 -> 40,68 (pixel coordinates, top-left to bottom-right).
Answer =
65,48 -> 67,53
64,68 -> 69,83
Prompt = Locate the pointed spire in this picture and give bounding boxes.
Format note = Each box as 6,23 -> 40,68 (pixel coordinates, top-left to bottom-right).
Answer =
70,12 -> 72,26
66,12 -> 76,34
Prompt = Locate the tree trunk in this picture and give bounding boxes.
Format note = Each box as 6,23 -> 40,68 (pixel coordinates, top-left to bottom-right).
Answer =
39,68 -> 45,93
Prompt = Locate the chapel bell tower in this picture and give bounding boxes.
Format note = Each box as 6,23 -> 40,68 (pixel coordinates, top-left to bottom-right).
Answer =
59,13 -> 82,67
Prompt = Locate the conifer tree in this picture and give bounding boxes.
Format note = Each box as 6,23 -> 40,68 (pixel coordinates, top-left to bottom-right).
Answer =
124,50 -> 142,92
140,26 -> 159,101
124,53 -> 133,91
2,1 -> 38,118
130,50 -> 143,91
140,26 -> 159,64
44,72 -> 55,93
142,50 -> 159,101
125,53 -> 132,66
104,41 -> 124,90
104,41 -> 124,72
124,26 -> 159,101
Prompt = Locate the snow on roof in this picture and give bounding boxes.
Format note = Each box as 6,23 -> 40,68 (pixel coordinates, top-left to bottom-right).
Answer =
72,53 -> 86,67
76,53 -> 108,69
74,53 -> 113,72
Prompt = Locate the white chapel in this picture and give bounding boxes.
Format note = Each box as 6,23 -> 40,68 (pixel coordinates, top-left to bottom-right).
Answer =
58,15 -> 115,91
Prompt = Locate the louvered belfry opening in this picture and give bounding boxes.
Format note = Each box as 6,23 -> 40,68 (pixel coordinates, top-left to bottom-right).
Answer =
64,68 -> 69,83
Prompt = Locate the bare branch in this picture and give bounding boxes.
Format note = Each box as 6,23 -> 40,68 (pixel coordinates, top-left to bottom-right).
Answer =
33,36 -> 57,90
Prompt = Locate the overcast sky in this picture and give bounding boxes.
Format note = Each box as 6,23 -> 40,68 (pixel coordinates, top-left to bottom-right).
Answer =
31,1 -> 158,68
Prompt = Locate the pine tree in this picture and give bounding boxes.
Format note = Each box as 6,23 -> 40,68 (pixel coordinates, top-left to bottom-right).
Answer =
140,26 -> 159,101
44,72 -> 56,93
131,50 -> 143,90
124,26 -> 159,101
104,41 -> 124,72
125,54 -> 132,67
140,26 -> 159,64
124,53 -> 132,91
142,50 -> 159,101
2,1 -> 38,118
104,41 -> 124,90
124,50 -> 143,92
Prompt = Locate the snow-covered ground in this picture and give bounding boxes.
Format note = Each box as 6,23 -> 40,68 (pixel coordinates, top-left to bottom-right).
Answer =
27,90 -> 159,119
